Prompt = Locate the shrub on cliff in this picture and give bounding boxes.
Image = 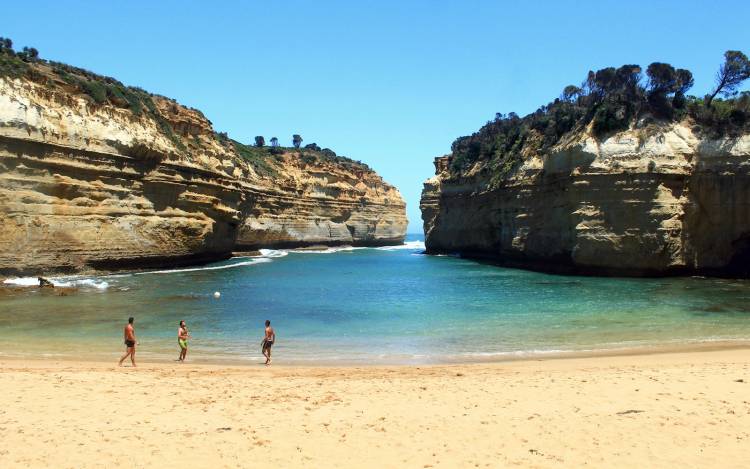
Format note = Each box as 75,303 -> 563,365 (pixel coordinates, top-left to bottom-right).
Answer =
321,148 -> 337,158
233,140 -> 278,177
81,80 -> 107,103
0,37 -> 14,55
688,93 -> 750,137
16,46 -> 39,62
254,136 -> 265,147
0,53 -> 29,78
0,37 -> 29,78
301,153 -> 318,165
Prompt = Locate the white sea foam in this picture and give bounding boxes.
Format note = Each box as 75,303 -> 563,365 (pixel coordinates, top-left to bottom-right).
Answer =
65,278 -> 110,289
376,240 -> 425,251
135,258 -> 272,275
289,245 -> 367,254
2,277 -> 40,287
258,249 -> 289,258
2,276 -> 109,289
254,242 -> 424,256
462,349 -> 568,358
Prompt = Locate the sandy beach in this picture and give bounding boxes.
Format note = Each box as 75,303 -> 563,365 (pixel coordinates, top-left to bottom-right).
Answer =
0,349 -> 747,468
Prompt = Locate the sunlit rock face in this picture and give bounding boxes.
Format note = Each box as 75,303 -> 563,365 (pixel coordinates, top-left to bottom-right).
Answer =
0,71 -> 406,275
421,124 -> 750,276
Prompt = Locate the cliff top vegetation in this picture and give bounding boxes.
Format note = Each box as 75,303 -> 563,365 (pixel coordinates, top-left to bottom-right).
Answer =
448,51 -> 750,183
0,36 -> 373,178
228,136 -> 372,178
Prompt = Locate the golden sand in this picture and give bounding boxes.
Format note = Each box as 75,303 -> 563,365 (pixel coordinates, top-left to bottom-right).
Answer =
1,349 -> 749,468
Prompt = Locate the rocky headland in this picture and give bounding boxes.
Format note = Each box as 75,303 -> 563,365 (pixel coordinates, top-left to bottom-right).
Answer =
0,50 -> 406,275
421,57 -> 750,276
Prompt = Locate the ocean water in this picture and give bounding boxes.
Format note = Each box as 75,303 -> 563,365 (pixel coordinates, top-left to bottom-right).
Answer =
2,234 -> 750,364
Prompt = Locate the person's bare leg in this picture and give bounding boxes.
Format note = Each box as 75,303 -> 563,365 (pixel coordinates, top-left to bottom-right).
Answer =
267,348 -> 271,365
118,347 -> 131,366
130,347 -> 136,367
263,348 -> 269,365
181,347 -> 187,361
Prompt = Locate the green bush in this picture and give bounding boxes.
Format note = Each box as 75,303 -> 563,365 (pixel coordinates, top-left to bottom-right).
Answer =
81,80 -> 107,103
0,53 -> 29,78
233,140 -> 278,177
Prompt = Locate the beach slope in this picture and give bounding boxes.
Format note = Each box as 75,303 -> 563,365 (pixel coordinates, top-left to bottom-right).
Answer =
1,349 -> 749,468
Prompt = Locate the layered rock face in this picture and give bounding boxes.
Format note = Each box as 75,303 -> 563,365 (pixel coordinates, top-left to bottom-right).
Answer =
421,124 -> 750,276
236,157 -> 406,249
0,68 -> 406,275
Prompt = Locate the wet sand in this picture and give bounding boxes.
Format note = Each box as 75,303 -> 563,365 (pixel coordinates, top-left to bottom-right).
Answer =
1,349 -> 749,468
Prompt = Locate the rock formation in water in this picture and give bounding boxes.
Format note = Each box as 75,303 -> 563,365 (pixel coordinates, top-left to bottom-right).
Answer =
0,51 -> 406,275
421,58 -> 750,276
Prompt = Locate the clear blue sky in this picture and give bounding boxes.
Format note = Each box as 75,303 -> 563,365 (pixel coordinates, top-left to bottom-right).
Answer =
4,1 -> 750,232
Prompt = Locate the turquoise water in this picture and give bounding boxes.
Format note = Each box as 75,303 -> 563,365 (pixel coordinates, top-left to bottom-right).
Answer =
2,234 -> 750,364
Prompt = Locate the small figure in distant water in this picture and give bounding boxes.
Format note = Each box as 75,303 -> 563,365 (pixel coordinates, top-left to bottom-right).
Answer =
118,317 -> 138,367
177,320 -> 190,362
261,320 -> 275,366
38,277 -> 54,288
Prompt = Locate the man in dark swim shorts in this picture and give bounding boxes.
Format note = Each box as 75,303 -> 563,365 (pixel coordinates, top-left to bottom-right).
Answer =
262,320 -> 275,366
118,317 -> 138,367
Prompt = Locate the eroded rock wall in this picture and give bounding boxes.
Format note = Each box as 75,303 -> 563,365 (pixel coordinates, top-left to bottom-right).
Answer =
421,124 -> 750,276
237,157 -> 406,248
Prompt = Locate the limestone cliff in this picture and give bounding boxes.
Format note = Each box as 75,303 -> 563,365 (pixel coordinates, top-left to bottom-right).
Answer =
421,123 -> 750,276
0,62 -> 406,275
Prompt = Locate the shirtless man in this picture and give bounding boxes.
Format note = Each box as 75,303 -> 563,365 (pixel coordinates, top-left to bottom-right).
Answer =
261,320 -> 275,366
177,320 -> 190,362
118,317 -> 138,367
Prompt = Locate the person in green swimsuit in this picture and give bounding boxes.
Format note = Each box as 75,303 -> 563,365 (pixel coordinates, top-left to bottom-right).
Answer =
177,320 -> 190,362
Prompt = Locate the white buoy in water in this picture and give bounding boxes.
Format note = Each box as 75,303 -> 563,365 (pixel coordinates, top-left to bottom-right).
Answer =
213,291 -> 221,299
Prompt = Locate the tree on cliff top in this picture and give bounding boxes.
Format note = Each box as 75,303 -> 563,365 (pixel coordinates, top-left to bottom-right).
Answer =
17,46 -> 39,62
254,136 -> 265,147
292,134 -> 303,148
561,85 -> 582,102
706,50 -> 750,107
0,37 -> 13,54
270,137 -> 279,147
646,63 -> 694,116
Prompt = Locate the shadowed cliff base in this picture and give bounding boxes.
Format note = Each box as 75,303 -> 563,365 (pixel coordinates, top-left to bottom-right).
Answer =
85,252 -> 235,273
424,248 -> 750,279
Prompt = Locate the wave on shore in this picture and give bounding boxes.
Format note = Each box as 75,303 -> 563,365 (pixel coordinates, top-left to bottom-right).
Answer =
376,240 -> 425,251
2,276 -> 110,289
135,258 -> 272,275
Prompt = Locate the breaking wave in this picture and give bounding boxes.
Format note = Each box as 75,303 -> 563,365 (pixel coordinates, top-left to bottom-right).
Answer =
135,258 -> 272,275
258,249 -> 289,258
2,276 -> 110,289
289,246 -> 368,254
376,240 -> 425,251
